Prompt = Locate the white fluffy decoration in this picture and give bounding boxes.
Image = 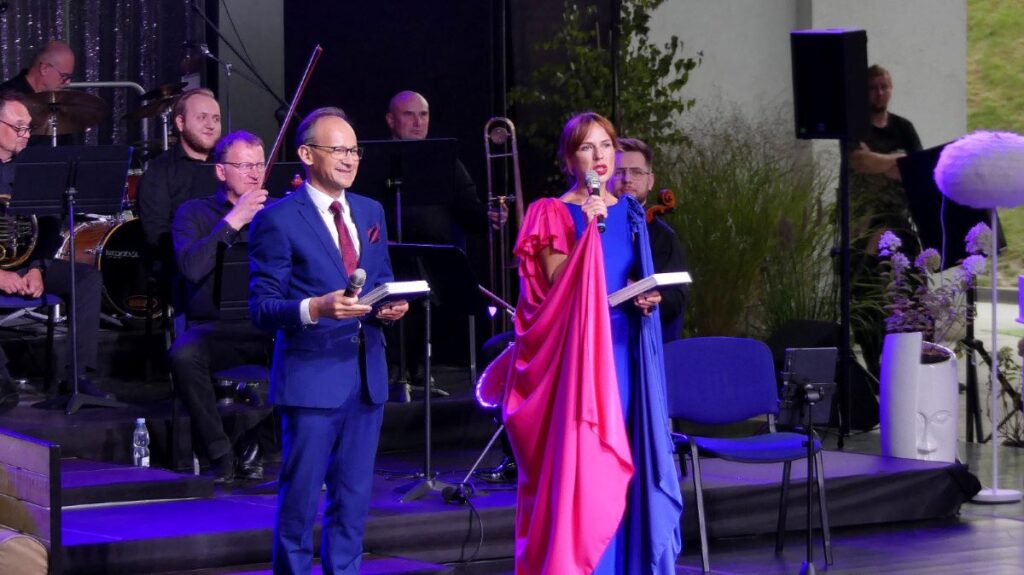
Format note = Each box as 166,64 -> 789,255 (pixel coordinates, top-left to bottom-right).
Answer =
934,130 -> 1024,209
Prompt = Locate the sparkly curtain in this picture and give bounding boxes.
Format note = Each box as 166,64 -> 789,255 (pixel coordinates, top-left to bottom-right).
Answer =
1,0 -> 197,147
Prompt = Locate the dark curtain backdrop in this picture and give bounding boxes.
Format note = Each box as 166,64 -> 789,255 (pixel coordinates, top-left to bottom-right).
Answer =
0,0 -> 199,147
282,0 -> 506,195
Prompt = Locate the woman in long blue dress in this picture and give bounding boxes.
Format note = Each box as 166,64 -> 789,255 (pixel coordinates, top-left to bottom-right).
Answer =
505,111 -> 682,574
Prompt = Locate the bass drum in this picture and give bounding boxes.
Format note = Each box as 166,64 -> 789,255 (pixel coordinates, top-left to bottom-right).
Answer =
58,218 -> 160,320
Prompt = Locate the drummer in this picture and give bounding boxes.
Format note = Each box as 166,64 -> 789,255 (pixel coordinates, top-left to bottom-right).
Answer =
0,90 -> 108,407
0,40 -> 77,147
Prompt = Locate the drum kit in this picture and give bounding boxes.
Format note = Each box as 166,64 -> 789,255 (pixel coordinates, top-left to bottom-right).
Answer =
18,82 -> 188,322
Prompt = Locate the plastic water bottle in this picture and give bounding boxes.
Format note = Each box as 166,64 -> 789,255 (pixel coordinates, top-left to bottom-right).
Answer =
132,418 -> 151,468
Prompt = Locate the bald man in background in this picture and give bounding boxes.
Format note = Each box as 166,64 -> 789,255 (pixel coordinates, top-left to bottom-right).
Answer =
0,40 -> 78,147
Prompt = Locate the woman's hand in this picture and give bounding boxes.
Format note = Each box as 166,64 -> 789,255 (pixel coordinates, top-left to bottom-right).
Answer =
634,289 -> 661,316
581,193 -> 608,225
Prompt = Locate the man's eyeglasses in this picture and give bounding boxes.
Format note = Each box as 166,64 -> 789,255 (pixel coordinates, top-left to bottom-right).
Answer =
45,61 -> 73,84
0,118 -> 34,137
305,144 -> 365,160
221,162 -> 266,173
613,167 -> 651,179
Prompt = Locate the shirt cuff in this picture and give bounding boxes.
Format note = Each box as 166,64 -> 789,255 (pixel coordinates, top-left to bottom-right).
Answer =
300,297 -> 316,325
218,219 -> 241,243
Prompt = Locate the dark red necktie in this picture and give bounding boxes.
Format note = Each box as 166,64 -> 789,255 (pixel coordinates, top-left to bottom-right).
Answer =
329,200 -> 359,276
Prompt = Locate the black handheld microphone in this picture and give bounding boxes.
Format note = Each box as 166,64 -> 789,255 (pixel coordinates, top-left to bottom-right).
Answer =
343,268 -> 366,298
585,170 -> 605,233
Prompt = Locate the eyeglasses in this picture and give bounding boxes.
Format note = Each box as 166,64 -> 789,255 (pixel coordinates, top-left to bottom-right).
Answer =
221,162 -> 266,173
45,61 -> 73,84
613,167 -> 651,179
0,118 -> 34,137
305,143 -> 364,160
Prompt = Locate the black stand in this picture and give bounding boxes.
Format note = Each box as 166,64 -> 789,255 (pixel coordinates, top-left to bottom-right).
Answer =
779,347 -> 836,574
442,423 -> 506,504
60,168 -> 124,414
836,140 -> 852,448
399,297 -> 453,502
963,285 -> 984,441
10,146 -> 131,414
799,381 -> 824,575
358,140 -> 459,400
388,244 -> 488,502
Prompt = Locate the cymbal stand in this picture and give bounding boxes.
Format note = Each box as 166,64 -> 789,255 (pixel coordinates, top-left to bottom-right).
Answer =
48,104 -> 59,148
159,107 -> 171,152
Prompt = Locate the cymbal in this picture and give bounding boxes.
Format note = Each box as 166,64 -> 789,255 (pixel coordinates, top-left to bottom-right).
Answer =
140,82 -> 186,102
25,90 -> 110,136
124,97 -> 174,121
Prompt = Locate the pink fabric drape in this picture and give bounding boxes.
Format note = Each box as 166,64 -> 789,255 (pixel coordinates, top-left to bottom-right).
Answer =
503,198 -> 634,575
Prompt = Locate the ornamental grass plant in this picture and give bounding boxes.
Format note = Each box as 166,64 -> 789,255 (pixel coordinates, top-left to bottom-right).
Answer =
659,107 -> 837,337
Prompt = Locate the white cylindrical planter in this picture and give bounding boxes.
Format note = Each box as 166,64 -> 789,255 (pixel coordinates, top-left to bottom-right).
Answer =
880,331 -> 923,459
880,333 -> 960,462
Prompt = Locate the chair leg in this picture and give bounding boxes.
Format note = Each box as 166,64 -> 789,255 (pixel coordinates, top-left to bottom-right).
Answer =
44,305 -> 56,394
775,460 -> 792,554
690,443 -> 710,573
815,451 -> 833,565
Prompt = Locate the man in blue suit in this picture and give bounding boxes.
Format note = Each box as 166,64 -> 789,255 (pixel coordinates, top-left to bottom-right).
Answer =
249,107 -> 408,574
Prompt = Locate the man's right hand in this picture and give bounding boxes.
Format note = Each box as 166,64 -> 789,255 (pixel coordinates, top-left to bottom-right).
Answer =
224,188 -> 269,231
309,289 -> 372,322
0,270 -> 26,296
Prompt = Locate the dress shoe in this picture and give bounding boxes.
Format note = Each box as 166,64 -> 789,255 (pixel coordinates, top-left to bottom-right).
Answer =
237,441 -> 264,481
0,378 -> 19,416
212,453 -> 236,485
473,456 -> 518,484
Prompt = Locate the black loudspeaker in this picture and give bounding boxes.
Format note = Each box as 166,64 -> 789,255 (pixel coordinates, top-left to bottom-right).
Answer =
790,29 -> 869,141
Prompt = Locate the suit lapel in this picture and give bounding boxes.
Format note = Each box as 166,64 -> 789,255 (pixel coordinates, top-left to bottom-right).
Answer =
297,187 -> 347,278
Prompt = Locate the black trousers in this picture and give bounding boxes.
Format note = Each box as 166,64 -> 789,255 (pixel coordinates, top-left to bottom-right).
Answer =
44,260 -> 102,380
0,260 -> 101,382
170,319 -> 272,461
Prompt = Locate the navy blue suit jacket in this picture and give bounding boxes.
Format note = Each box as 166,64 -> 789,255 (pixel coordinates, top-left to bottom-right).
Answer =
248,185 -> 393,408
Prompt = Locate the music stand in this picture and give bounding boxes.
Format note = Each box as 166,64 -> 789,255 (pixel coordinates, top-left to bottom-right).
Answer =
388,243 -> 488,502
899,144 -> 1005,443
10,145 -> 131,414
779,347 -> 838,428
356,139 -> 457,243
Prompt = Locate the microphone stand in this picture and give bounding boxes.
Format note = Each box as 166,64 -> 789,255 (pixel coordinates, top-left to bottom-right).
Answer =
188,2 -> 288,112
199,44 -> 233,132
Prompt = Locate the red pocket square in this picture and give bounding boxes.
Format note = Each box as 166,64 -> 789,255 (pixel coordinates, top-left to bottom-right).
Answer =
367,224 -> 381,244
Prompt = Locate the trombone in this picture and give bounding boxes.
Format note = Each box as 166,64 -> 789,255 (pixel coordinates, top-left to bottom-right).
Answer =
484,117 -> 524,331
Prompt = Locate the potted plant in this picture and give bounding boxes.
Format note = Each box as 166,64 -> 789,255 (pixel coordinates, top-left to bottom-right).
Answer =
877,224 -> 990,462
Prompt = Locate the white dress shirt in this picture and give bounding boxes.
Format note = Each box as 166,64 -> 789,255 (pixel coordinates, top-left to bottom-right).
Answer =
300,182 -> 362,325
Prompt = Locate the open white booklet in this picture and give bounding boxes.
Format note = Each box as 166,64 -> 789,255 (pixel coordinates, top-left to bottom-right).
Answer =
608,272 -> 691,307
357,280 -> 430,307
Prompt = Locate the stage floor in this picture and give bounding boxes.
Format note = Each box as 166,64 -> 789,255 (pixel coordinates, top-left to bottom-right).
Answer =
49,447 -> 978,574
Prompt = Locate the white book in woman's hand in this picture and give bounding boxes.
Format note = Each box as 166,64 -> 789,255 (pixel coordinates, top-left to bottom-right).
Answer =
608,272 -> 691,307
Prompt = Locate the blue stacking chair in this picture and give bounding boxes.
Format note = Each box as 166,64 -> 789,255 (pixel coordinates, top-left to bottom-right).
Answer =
663,337 -> 832,573
0,294 -> 60,390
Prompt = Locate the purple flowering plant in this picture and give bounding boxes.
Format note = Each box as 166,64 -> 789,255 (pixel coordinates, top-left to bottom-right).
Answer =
878,222 -> 990,339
